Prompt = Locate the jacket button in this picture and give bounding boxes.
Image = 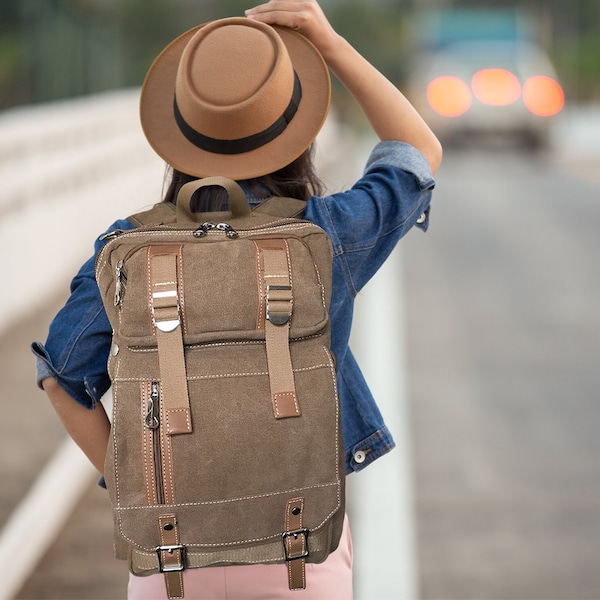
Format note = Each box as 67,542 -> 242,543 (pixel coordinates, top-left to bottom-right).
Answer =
354,450 -> 366,464
416,212 -> 427,224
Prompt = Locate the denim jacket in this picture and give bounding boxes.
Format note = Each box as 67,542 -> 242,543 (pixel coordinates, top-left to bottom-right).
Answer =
33,141 -> 435,475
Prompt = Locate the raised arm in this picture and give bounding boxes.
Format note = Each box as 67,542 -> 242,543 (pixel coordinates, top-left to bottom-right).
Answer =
246,0 -> 442,173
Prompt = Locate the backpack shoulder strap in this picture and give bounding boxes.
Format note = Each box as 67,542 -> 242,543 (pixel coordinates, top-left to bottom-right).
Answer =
251,196 -> 307,219
129,196 -> 305,227
128,202 -> 177,227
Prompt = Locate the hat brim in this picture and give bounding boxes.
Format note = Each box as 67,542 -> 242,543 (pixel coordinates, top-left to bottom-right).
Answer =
140,20 -> 331,180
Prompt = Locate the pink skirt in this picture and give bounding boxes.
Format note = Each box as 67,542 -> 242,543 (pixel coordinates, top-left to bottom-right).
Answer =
128,515 -> 353,599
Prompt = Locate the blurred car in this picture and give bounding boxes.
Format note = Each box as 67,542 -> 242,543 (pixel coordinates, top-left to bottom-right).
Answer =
409,39 -> 565,149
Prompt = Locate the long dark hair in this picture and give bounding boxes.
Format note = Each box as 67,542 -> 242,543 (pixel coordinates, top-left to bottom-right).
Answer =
162,145 -> 324,211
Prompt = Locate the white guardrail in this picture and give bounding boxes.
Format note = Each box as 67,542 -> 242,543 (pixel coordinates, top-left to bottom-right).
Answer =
0,89 -> 166,337
0,90 -> 418,600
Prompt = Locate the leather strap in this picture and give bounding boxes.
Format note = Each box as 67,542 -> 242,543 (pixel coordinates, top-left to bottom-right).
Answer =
251,196 -> 306,218
157,514 -> 185,599
149,246 -> 193,435
128,201 -> 176,227
128,194 -> 304,229
284,498 -> 307,590
254,240 -> 300,419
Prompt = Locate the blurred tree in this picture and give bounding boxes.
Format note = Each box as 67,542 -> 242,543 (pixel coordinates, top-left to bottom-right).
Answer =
1,0 -> 599,110
544,0 -> 600,99
320,0 -> 408,125
0,0 -> 26,107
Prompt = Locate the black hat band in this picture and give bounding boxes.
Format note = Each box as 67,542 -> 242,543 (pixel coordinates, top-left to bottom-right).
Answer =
174,71 -> 302,155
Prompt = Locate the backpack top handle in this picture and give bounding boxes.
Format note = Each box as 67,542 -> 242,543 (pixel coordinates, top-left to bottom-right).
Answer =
176,176 -> 252,222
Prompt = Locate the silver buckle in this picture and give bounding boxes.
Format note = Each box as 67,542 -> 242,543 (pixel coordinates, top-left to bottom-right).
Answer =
266,285 -> 292,326
156,544 -> 186,573
282,528 -> 309,561
151,290 -> 181,332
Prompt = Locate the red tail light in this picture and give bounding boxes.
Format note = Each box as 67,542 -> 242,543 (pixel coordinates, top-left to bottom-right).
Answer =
426,76 -> 472,117
471,68 -> 521,106
522,75 -> 564,116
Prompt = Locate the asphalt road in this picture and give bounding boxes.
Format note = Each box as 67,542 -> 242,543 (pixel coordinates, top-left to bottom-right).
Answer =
403,146 -> 600,599
5,142 -> 600,599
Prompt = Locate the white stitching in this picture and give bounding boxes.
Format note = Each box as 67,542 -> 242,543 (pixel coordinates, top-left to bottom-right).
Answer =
158,382 -> 176,503
177,246 -> 186,335
165,408 -> 191,432
141,382 -> 156,504
128,333 -> 325,353
113,362 -> 331,382
116,480 -> 338,511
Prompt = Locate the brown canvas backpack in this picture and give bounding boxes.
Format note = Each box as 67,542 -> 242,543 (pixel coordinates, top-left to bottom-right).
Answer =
95,177 -> 345,599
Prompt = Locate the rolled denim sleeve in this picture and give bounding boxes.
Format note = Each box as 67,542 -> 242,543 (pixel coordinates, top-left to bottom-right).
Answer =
306,141 -> 435,295
32,219 -> 134,408
365,140 -> 434,231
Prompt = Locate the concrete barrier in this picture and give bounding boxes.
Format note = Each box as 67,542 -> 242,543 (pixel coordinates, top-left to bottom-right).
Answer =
0,89 -> 165,337
0,90 -> 417,599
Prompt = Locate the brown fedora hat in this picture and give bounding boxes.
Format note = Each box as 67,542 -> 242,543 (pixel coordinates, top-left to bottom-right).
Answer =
139,17 -> 331,180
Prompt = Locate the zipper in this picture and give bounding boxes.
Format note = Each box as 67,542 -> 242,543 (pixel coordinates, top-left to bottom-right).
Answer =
215,222 -> 239,238
144,382 -> 165,504
97,219 -> 313,273
193,222 -> 239,238
99,229 -> 126,242
96,219 -> 326,302
114,260 -> 127,307
99,218 -> 317,248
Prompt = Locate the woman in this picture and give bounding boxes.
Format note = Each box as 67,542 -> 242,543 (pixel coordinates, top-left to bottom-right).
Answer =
33,1 -> 441,598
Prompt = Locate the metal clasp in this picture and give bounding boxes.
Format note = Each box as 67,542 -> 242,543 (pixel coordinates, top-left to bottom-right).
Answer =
266,285 -> 293,326
151,290 -> 181,332
281,528 -> 309,561
156,544 -> 186,573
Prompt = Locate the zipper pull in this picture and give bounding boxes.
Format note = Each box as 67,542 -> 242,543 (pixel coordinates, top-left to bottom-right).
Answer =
144,382 -> 160,430
193,222 -> 216,238
114,260 -> 126,307
100,229 -> 125,242
216,223 -> 239,239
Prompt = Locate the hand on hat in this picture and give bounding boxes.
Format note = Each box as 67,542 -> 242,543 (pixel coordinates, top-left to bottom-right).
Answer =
246,0 -> 442,173
245,1 -> 339,59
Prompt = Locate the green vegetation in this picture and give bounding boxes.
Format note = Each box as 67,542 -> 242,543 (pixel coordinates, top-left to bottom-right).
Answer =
1,0 -> 599,111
